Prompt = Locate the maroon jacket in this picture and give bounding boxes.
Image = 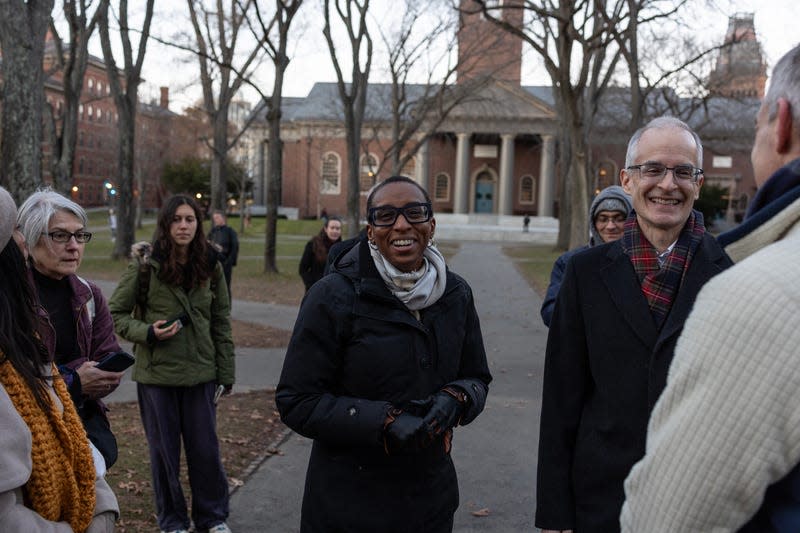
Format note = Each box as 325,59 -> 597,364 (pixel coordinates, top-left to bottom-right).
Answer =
32,270 -> 122,408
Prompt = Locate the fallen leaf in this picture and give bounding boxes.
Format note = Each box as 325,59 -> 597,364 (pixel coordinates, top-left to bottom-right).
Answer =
471,508 -> 491,517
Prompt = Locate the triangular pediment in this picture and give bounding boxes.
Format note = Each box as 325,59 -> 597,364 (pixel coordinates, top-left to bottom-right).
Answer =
444,80 -> 557,121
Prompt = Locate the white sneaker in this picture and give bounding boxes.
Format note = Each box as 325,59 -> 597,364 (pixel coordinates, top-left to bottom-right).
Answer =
161,529 -> 189,533
206,524 -> 232,533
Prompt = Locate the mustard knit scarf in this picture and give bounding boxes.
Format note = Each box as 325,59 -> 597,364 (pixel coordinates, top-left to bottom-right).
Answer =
0,359 -> 96,532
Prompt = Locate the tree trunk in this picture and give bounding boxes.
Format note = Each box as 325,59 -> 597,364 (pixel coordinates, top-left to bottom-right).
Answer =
264,102 -> 284,272
0,0 -> 52,200
211,107 -> 229,211
112,99 -> 137,259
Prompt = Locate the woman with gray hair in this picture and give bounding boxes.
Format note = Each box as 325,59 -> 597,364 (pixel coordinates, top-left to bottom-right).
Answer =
17,189 -> 125,469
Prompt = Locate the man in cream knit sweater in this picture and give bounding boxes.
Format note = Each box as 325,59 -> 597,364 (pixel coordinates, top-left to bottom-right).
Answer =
621,43 -> 800,532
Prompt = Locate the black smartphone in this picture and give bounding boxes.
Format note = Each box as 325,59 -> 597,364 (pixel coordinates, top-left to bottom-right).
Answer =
96,351 -> 135,372
163,313 -> 191,330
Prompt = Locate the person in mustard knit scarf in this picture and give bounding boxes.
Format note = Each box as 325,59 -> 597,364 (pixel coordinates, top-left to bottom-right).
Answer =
0,186 -> 119,532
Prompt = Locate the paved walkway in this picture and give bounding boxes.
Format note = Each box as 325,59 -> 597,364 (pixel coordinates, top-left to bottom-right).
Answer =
99,241 -> 547,531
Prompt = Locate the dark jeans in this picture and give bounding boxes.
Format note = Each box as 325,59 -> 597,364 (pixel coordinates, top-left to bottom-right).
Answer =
137,382 -> 229,531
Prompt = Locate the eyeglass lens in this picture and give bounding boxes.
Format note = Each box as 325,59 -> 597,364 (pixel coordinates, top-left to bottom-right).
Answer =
370,203 -> 431,226
637,163 -> 698,181
596,215 -> 625,225
48,230 -> 92,243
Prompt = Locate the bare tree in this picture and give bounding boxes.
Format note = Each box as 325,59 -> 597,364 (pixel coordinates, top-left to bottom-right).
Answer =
323,0 -> 372,238
98,0 -> 155,259
244,0 -> 304,273
0,0 -> 54,201
472,0 -> 623,248
44,1 -> 103,195
368,0 -> 494,178
186,0 -> 268,212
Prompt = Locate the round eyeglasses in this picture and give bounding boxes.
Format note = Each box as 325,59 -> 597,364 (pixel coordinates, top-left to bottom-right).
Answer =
368,202 -> 432,227
627,163 -> 703,182
43,230 -> 93,243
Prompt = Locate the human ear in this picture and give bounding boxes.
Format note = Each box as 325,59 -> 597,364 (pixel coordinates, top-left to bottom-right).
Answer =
620,169 -> 633,195
775,98 -> 794,154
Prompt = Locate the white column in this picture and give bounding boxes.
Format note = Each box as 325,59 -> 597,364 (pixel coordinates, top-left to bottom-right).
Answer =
538,134 -> 556,217
454,132 -> 470,214
498,133 -> 515,215
416,138 -> 429,188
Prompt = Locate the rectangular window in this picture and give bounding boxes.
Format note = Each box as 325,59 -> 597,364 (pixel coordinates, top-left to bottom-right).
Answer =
713,155 -> 733,168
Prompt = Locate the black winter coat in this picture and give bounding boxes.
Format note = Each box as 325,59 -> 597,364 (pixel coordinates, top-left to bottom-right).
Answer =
535,233 -> 732,533
277,241 -> 492,533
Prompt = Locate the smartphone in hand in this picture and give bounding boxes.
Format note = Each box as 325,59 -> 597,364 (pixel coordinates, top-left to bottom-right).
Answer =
162,313 -> 191,331
96,351 -> 135,372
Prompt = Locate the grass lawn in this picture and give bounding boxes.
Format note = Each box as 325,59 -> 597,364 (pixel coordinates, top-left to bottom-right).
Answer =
502,244 -> 564,298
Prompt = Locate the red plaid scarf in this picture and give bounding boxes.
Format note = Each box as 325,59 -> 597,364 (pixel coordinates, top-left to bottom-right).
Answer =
621,210 -> 705,329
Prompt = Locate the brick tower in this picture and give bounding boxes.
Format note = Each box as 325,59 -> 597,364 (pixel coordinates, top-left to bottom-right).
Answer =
708,13 -> 767,98
457,0 -> 524,85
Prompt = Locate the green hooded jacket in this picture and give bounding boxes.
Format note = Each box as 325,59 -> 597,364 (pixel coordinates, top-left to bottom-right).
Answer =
108,251 -> 234,387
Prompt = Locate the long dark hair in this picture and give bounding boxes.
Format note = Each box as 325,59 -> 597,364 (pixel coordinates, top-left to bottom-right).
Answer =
153,195 -> 211,289
312,216 -> 342,263
0,240 -> 52,410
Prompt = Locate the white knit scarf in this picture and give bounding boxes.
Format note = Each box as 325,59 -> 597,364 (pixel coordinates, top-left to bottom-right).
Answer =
368,242 -> 447,311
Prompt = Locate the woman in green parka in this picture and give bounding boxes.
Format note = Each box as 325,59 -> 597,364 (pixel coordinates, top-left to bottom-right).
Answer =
108,195 -> 234,533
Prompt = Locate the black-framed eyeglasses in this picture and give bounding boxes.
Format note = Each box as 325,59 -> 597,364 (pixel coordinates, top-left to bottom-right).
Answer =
627,163 -> 703,182
368,202 -> 432,227
43,230 -> 93,243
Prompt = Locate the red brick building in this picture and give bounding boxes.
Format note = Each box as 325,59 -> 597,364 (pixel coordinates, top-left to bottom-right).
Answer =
247,4 -> 763,224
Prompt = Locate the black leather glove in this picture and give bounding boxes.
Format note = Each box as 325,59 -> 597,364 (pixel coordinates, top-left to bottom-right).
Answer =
422,387 -> 467,437
383,408 -> 428,455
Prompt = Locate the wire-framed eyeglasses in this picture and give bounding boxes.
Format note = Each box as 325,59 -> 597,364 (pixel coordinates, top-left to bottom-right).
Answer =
43,230 -> 93,243
627,163 -> 703,182
368,202 -> 433,227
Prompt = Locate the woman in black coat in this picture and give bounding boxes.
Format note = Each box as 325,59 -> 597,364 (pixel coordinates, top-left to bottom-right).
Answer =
298,216 -> 342,291
277,176 -> 492,533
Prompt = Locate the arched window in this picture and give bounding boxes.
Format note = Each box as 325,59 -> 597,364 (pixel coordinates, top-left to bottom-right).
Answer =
88,78 -> 94,91
595,160 -> 617,192
360,153 -> 378,191
519,175 -> 536,204
321,152 -> 341,194
434,173 -> 450,201
97,108 -> 103,121
87,105 -> 94,121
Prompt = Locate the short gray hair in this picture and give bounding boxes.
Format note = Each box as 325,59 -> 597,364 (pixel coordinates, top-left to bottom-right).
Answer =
625,116 -> 703,169
17,188 -> 88,250
763,44 -> 800,126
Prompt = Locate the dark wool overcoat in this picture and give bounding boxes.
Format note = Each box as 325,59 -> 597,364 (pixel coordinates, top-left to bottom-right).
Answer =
535,233 -> 732,533
277,241 -> 492,533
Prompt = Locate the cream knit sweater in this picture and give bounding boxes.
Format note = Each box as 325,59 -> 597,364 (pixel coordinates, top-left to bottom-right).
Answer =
621,196 -> 800,531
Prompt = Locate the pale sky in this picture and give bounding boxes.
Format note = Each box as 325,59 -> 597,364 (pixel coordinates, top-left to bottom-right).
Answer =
112,0 -> 800,112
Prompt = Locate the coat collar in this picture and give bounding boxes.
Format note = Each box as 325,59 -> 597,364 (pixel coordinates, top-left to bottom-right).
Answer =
600,234 -> 729,349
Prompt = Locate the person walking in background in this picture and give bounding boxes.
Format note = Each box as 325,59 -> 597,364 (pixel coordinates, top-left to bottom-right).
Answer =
540,185 -> 632,327
622,44 -> 800,532
208,210 -> 239,300
108,195 -> 235,533
108,209 -> 117,242
0,186 -> 119,533
298,216 -> 342,292
277,176 -> 492,532
536,117 -> 732,533
16,189 -> 126,470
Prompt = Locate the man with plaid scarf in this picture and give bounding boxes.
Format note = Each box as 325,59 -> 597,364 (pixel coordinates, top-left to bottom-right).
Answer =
622,44 -> 800,532
535,117 -> 733,533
